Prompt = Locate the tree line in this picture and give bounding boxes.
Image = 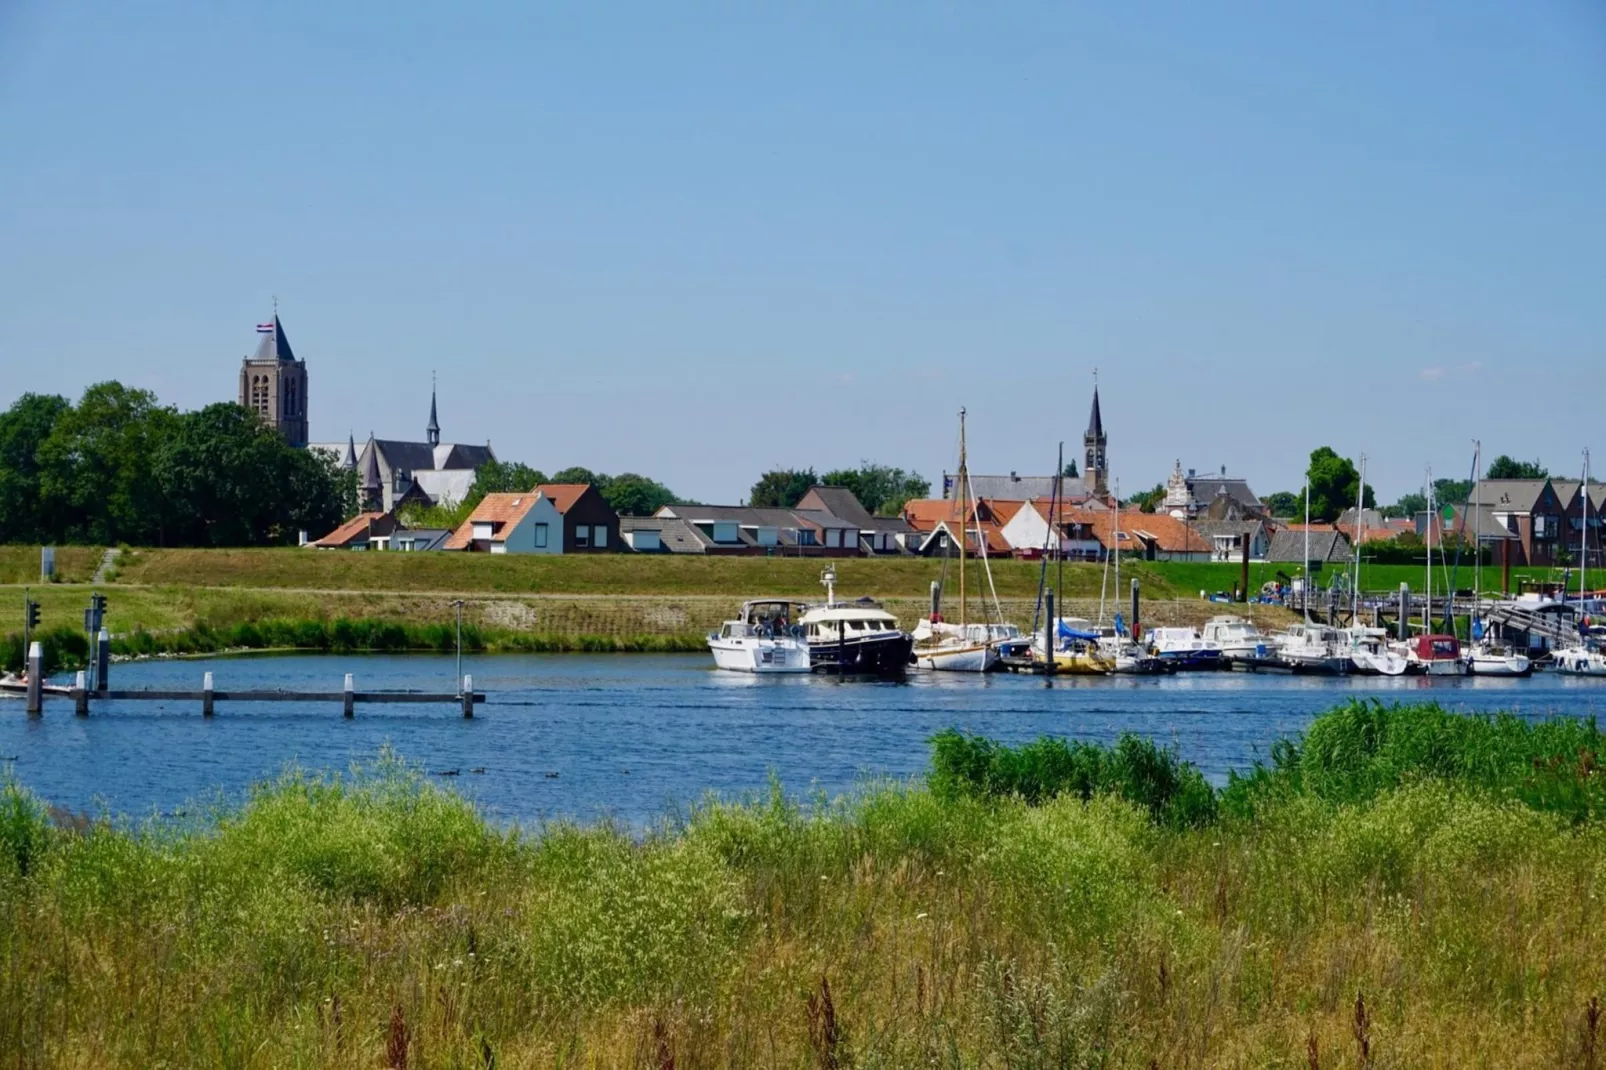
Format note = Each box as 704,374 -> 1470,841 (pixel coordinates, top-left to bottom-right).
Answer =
0,384 -> 353,546
747,464 -> 930,516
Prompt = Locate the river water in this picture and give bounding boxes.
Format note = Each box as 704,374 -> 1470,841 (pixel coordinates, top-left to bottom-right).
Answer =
5,653 -> 1606,825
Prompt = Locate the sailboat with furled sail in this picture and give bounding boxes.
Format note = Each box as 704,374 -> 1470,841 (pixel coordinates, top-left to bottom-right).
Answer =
912,408 -> 1019,671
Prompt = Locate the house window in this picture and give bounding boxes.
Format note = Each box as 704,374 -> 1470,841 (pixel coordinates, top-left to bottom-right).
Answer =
826,529 -> 841,548
798,529 -> 817,546
575,525 -> 590,547
593,525 -> 607,548
711,522 -> 738,544
534,523 -> 549,548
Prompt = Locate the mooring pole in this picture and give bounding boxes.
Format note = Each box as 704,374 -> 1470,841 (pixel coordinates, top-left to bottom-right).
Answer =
453,600 -> 464,693
1043,590 -> 1057,677
462,674 -> 474,718
1130,579 -> 1141,644
1398,583 -> 1410,640
25,642 -> 43,715
1240,534 -> 1250,603
96,628 -> 110,690
74,670 -> 88,716
343,673 -> 355,718
202,671 -> 215,717
929,580 -> 941,620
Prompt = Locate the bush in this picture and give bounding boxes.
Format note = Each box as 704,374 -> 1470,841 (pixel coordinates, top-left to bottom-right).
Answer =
930,729 -> 1217,827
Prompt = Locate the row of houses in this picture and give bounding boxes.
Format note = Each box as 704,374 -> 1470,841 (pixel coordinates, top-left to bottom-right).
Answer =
309,474 -> 1363,566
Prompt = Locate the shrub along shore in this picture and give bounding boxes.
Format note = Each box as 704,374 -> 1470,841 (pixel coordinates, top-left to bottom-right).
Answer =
3,701 -> 1605,1066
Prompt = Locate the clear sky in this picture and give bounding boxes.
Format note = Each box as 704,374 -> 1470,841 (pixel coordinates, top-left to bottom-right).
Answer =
2,1 -> 1602,505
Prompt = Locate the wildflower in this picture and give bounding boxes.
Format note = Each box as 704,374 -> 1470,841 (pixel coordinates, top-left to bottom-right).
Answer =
916,912 -> 929,920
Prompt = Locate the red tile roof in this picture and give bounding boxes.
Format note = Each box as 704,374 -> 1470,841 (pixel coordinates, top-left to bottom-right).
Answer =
444,493 -> 545,550
312,512 -> 392,548
1060,508 -> 1211,554
537,483 -> 591,514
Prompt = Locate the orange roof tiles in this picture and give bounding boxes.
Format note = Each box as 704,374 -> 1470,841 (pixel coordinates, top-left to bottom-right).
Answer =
537,483 -> 591,514
444,492 -> 545,550
312,512 -> 391,548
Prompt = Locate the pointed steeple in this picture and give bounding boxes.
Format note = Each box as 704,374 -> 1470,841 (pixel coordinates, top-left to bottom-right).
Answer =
360,433 -> 382,509
1083,375 -> 1109,498
1086,384 -> 1104,440
251,314 -> 298,363
341,432 -> 357,470
426,376 -> 441,448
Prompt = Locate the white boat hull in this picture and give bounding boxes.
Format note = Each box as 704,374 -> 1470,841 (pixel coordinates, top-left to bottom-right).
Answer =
1351,651 -> 1409,676
1553,649 -> 1606,676
1413,659 -> 1468,677
708,636 -> 811,673
1467,653 -> 1531,677
915,642 -> 998,672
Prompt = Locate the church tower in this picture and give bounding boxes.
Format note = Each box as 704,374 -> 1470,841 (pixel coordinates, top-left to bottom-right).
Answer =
237,313 -> 309,447
1084,382 -> 1108,498
426,381 -> 441,448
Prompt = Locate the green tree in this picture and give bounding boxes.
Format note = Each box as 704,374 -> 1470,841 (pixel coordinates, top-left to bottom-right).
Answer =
1385,491 -> 1428,519
0,393 -> 71,543
1486,455 -> 1548,480
37,382 -> 178,545
1127,483 -> 1166,513
549,466 -> 599,486
1434,478 -> 1473,508
1062,459 -> 1079,479
463,459 -> 547,512
1305,447 -> 1374,522
1262,491 -> 1300,518
602,473 -> 677,516
819,463 -> 931,516
749,468 -> 817,508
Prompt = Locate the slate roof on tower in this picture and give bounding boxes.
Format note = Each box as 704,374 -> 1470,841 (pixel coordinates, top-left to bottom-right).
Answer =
251,315 -> 298,363
1086,387 -> 1104,439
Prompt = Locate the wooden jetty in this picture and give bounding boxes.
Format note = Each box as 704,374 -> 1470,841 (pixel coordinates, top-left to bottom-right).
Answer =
6,643 -> 485,717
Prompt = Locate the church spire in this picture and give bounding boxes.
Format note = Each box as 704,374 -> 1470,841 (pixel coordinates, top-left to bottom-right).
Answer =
360,433 -> 382,510
426,374 -> 440,448
341,432 -> 357,470
1084,375 -> 1108,498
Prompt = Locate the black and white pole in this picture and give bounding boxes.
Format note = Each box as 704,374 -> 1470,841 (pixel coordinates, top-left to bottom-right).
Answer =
202,671 -> 215,717
74,670 -> 88,716
462,674 -> 474,718
343,673 -> 355,718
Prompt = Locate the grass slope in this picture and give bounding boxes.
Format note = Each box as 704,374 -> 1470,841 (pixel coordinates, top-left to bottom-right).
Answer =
3,702 -> 1605,1066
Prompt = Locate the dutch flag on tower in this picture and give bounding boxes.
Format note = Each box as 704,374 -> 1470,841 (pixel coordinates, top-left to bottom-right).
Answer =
256,321 -> 275,333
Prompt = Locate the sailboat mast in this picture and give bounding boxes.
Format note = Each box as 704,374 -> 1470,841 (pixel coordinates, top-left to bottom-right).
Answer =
1424,467 -> 1433,634
957,407 -> 967,629
1581,448 -> 1590,610
1352,454 -> 1366,620
1472,441 -> 1482,606
1303,479 -> 1311,617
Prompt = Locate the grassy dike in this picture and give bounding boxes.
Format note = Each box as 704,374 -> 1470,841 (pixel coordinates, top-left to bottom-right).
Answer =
1,548 -> 1309,673
3,701 -> 1606,1066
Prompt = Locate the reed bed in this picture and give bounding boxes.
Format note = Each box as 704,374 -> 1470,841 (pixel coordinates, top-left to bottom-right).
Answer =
3,702 -> 1606,1067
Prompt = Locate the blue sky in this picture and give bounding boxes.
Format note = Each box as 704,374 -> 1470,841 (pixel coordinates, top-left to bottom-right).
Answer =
2,1 -> 1602,504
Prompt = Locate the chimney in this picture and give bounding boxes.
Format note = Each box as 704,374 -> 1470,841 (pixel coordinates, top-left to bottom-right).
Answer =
1220,464 -> 1226,476
1010,471 -> 1018,481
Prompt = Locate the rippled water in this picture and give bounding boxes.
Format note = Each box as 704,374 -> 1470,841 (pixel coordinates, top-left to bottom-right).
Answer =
4,653 -> 1605,825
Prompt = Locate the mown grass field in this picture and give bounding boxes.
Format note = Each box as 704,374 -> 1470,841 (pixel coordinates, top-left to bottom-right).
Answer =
3,701 -> 1605,1067
0,546 -> 101,585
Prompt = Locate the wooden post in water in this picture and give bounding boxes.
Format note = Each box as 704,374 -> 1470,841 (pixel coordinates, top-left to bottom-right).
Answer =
1398,583 -> 1410,640
202,672 -> 215,717
74,671 -> 88,716
1043,591 -> 1057,676
929,580 -> 941,620
24,642 -> 42,715
96,628 -> 110,690
462,674 -> 474,718
343,673 -> 355,718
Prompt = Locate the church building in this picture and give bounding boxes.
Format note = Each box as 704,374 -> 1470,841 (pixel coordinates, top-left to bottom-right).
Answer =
238,314 -> 308,447
313,387 -> 496,514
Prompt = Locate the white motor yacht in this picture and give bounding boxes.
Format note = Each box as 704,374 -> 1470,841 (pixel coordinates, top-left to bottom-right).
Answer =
1274,622 -> 1351,675
1146,627 -> 1224,670
708,599 -> 811,673
1200,615 -> 1278,670
1344,626 -> 1408,676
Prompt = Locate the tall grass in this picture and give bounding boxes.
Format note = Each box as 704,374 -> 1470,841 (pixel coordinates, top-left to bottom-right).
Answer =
3,703 -> 1606,1066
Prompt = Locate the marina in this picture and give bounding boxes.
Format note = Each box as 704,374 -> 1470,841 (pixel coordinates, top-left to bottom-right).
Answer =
8,651 -> 1606,826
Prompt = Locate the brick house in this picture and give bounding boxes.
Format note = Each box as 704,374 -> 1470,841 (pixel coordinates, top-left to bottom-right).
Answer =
538,484 -> 621,553
1478,479 -> 1569,566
